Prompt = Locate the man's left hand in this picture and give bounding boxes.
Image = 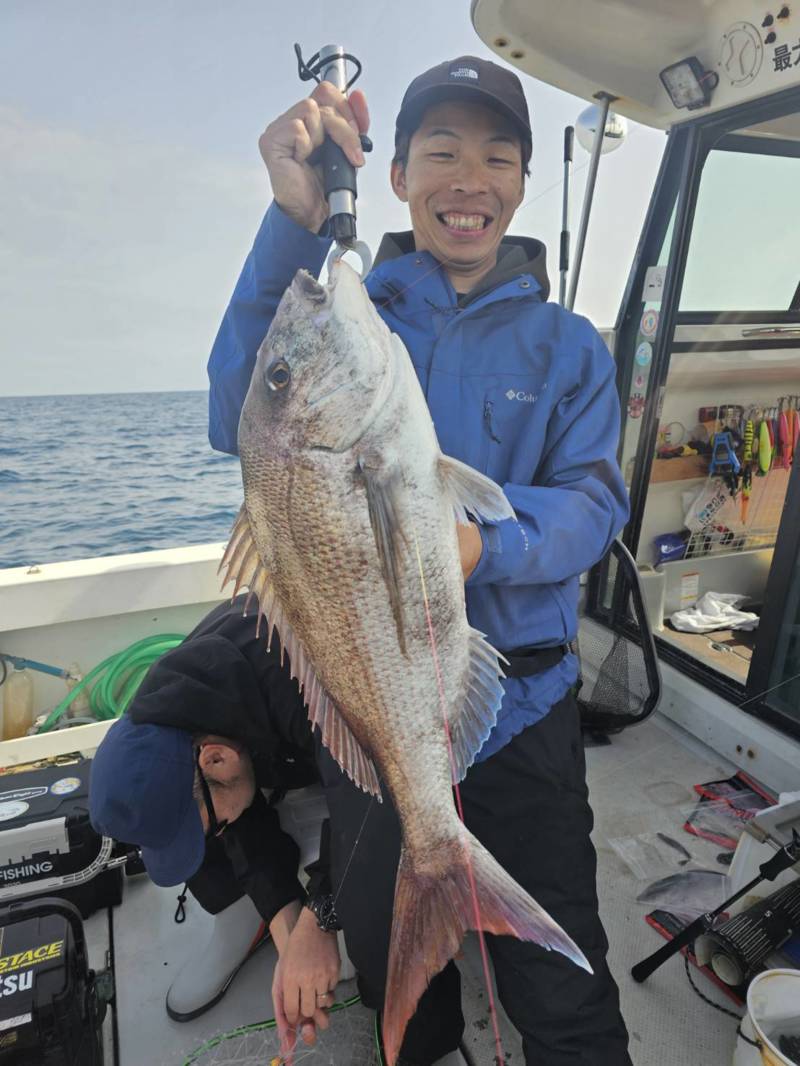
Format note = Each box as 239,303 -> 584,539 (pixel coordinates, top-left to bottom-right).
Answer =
457,521 -> 483,580
274,907 -> 340,1046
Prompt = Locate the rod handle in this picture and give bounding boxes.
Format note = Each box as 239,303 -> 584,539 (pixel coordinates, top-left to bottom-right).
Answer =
631,917 -> 704,983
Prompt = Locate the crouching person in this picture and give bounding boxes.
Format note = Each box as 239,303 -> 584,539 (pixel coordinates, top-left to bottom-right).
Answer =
89,595 -> 343,1049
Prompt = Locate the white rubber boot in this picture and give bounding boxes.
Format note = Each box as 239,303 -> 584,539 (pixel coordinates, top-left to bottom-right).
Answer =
166,894 -> 268,1021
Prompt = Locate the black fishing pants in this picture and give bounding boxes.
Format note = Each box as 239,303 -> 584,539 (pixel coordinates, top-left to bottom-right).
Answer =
317,692 -> 633,1066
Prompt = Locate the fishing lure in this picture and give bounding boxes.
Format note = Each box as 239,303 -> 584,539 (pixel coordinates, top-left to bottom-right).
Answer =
741,466 -> 752,524
779,406 -> 791,469
657,832 -> 692,865
758,419 -> 772,475
742,419 -> 754,463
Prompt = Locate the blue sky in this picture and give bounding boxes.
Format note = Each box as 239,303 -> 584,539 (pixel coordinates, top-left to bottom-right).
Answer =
0,0 -> 666,396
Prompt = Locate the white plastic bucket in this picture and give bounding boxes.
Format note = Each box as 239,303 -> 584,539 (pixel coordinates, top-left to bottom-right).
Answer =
732,969 -> 800,1066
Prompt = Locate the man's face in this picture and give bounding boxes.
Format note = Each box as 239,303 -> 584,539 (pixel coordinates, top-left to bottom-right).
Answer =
195,736 -> 256,832
390,100 -> 526,293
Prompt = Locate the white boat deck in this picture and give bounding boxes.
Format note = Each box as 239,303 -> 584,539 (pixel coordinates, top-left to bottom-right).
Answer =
84,711 -> 751,1066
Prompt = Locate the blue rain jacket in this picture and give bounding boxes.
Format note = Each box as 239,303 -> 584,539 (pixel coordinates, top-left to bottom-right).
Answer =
207,203 -> 629,760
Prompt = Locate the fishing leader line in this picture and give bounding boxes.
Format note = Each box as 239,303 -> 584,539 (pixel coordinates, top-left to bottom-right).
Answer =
409,522 -> 507,1066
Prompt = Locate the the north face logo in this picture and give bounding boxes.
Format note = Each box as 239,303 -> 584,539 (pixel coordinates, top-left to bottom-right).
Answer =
450,66 -> 479,80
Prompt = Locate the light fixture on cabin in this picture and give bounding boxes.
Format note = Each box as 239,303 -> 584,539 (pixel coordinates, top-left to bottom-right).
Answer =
659,57 -> 719,111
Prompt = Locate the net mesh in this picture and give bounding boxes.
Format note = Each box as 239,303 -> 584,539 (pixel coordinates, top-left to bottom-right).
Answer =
577,566 -> 655,730
177,994 -> 379,1066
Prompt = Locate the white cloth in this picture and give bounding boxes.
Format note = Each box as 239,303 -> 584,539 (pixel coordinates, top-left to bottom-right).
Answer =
670,591 -> 759,633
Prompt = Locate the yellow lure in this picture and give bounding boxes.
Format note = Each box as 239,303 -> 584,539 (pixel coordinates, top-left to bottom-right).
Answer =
758,420 -> 771,474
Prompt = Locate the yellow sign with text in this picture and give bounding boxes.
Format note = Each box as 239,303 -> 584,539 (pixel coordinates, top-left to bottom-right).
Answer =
0,940 -> 64,975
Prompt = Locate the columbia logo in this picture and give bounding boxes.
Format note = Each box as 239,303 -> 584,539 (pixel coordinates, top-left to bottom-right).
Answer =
506,389 -> 537,403
450,67 -> 479,80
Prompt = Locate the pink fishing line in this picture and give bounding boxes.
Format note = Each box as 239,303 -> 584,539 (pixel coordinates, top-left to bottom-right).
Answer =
411,531 -> 506,1066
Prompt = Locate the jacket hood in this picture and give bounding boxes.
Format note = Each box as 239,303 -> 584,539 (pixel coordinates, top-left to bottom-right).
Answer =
372,229 -> 550,305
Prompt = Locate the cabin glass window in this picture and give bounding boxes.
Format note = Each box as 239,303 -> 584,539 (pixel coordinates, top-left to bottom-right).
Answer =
679,146 -> 800,314
627,118 -> 800,688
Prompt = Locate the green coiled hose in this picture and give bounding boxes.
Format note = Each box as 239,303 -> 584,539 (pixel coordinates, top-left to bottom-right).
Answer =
35,634 -> 185,733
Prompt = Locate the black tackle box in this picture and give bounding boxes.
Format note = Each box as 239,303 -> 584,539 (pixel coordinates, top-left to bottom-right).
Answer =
0,898 -> 104,1064
0,759 -> 126,917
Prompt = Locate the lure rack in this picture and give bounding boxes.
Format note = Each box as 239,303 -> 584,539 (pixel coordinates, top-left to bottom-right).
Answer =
656,396 -> 800,561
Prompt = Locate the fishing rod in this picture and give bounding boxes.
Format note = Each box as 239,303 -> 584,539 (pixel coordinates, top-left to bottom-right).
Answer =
558,125 -> 574,306
295,42 -> 373,277
631,828 -> 800,983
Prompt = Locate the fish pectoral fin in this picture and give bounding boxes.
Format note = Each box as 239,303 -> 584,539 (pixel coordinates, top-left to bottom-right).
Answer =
313,694 -> 383,801
438,453 -> 516,525
449,628 -> 508,783
358,460 -> 408,656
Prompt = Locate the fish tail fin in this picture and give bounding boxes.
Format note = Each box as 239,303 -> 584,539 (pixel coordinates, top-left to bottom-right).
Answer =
381,833 -> 592,1066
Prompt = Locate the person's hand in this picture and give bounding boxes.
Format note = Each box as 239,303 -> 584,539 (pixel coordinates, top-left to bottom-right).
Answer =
259,83 -> 370,235
272,906 -> 340,1052
457,521 -> 483,580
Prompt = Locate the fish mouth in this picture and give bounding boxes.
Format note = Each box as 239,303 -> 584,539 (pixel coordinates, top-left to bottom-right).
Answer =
292,270 -> 329,306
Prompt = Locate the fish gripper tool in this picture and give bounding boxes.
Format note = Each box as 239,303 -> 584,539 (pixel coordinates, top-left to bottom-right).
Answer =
295,42 -> 373,278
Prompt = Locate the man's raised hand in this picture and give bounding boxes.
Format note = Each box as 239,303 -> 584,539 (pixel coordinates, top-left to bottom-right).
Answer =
259,83 -> 370,235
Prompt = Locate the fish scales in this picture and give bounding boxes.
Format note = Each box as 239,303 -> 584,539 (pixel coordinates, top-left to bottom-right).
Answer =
224,261 -> 591,1065
245,396 -> 466,848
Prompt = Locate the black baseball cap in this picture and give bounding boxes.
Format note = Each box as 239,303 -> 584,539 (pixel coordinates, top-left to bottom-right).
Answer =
395,56 -> 532,151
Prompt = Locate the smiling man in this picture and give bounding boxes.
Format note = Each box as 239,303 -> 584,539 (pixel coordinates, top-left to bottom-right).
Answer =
207,56 -> 631,1066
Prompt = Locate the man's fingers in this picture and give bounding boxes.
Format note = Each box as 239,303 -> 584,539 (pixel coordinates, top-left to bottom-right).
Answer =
348,89 -> 370,134
299,1019 -> 317,1046
273,979 -> 296,1062
310,83 -> 366,165
282,975 -> 302,1027
299,982 -> 319,1022
298,1008 -> 329,1047
260,99 -> 324,166
285,119 -> 318,166
317,106 -> 365,167
311,83 -> 369,135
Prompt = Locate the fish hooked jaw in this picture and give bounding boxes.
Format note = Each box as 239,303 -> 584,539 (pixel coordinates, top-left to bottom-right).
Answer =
292,270 -> 328,306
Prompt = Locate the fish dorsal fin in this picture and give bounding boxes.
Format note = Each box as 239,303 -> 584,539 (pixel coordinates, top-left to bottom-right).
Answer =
220,503 -> 382,801
438,454 -> 516,525
358,460 -> 409,657
448,628 -> 508,782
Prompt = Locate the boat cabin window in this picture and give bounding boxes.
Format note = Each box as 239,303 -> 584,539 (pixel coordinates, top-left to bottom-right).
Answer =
614,110 -> 800,693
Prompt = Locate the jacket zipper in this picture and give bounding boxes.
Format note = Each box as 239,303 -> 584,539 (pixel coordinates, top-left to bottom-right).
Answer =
484,400 -> 502,443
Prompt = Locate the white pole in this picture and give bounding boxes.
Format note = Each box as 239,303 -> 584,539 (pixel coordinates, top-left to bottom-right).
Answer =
566,94 -> 613,311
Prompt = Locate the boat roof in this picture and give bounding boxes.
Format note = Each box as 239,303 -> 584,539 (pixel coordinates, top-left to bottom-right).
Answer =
471,0 -> 800,134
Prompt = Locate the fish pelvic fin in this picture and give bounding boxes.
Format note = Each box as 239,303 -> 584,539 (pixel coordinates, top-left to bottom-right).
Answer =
449,628 -> 508,783
359,460 -> 409,657
381,833 -> 592,1066
221,503 -> 383,802
438,453 -> 516,525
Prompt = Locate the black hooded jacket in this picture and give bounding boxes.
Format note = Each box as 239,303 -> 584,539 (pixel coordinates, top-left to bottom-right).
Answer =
127,595 -> 328,924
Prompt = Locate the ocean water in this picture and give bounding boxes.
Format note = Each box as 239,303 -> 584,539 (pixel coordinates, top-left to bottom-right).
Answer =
1,391 -> 244,570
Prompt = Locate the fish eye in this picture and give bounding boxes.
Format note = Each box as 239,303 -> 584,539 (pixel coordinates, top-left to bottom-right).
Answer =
267,360 -> 291,391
